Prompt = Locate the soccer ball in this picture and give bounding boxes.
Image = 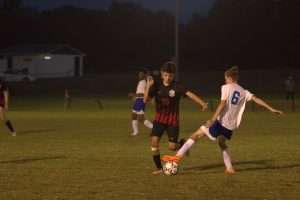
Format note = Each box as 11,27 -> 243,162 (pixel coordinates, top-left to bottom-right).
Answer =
163,161 -> 179,175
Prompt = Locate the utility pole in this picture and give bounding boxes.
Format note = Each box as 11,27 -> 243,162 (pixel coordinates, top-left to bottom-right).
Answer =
175,0 -> 179,81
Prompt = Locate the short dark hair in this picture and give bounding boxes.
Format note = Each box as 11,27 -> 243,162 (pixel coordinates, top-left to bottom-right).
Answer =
225,65 -> 239,81
139,67 -> 148,74
161,61 -> 176,74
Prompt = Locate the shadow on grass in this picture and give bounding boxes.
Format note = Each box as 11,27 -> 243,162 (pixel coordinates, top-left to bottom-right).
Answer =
184,160 -> 300,173
0,156 -> 66,164
18,128 -> 64,135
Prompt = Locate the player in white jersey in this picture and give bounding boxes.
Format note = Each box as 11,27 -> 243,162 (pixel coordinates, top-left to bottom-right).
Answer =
129,68 -> 153,136
162,66 -> 283,173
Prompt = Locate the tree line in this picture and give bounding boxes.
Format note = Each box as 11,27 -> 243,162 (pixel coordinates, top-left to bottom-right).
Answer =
0,0 -> 299,71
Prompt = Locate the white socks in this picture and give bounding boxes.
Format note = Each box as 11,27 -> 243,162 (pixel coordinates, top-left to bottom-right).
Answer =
176,139 -> 195,157
223,149 -> 233,170
144,120 -> 153,129
132,119 -> 153,135
132,120 -> 138,135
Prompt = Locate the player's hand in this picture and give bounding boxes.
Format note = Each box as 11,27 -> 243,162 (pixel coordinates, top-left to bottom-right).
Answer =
128,93 -> 135,97
147,76 -> 154,86
272,109 -> 284,115
201,102 -> 209,111
205,120 -> 213,128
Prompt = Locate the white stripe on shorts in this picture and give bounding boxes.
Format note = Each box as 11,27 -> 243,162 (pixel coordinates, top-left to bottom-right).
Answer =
200,125 -> 217,141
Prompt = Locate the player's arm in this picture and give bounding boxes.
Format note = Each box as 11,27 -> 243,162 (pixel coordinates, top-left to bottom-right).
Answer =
206,100 -> 226,127
143,76 -> 154,103
4,90 -> 9,110
251,95 -> 283,115
185,91 -> 208,111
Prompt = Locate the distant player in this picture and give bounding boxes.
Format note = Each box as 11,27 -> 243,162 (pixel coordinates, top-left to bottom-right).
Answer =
0,79 -> 16,136
284,76 -> 294,100
144,61 -> 208,174
163,66 -> 283,173
129,68 -> 153,136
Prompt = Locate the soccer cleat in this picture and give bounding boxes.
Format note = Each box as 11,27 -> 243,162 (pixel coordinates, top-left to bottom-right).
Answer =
11,132 -> 16,137
162,155 -> 181,163
226,168 -> 236,174
179,138 -> 190,157
130,132 -> 138,136
152,168 -> 163,174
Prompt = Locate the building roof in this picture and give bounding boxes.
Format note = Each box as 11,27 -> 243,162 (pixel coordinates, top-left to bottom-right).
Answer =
0,44 -> 86,56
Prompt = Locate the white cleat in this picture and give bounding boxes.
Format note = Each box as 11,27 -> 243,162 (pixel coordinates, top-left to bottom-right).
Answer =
11,132 -> 17,137
131,132 -> 138,136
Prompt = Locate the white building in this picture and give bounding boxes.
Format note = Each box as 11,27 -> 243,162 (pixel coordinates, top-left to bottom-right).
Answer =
0,44 -> 86,78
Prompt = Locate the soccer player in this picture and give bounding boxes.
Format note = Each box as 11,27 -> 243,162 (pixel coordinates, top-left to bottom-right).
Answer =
144,61 -> 208,174
162,66 -> 283,173
129,68 -> 153,136
0,78 -> 16,136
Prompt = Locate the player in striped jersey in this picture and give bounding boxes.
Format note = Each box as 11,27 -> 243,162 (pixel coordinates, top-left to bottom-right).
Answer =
144,61 -> 208,174
162,66 -> 283,173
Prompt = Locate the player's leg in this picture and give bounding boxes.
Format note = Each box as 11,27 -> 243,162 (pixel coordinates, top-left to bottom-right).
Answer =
151,136 -> 163,173
163,125 -> 206,162
0,107 -> 16,136
131,112 -> 139,135
137,114 -> 153,129
166,125 -> 180,151
219,135 -> 235,173
162,121 -> 222,162
150,121 -> 166,174
175,127 -> 206,159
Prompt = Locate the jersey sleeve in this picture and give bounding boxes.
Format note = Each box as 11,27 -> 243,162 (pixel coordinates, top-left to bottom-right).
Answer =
149,82 -> 157,98
245,90 -> 253,102
136,80 -> 146,94
221,85 -> 229,100
177,84 -> 189,96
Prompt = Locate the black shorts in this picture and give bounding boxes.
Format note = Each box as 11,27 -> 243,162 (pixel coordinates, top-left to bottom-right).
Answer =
151,120 -> 179,143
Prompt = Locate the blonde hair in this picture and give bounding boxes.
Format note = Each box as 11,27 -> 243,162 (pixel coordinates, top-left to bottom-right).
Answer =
225,65 -> 239,81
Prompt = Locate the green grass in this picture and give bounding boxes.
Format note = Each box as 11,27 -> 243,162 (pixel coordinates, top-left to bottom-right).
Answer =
0,97 -> 299,200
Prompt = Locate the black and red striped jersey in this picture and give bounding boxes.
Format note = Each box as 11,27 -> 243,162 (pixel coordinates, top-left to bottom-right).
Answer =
149,79 -> 188,126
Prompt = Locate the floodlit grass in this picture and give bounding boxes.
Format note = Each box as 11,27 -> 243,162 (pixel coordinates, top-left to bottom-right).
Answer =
0,97 -> 299,199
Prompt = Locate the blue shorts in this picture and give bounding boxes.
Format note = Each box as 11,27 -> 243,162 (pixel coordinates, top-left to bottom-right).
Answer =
208,120 -> 233,140
201,120 -> 233,140
132,98 -> 145,114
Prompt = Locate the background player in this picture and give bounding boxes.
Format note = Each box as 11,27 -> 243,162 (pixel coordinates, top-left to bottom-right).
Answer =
129,68 -> 153,136
163,66 -> 283,173
144,61 -> 208,174
0,78 -> 16,136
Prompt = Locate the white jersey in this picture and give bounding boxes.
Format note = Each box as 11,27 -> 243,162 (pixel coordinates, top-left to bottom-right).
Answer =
136,79 -> 147,95
218,83 -> 253,130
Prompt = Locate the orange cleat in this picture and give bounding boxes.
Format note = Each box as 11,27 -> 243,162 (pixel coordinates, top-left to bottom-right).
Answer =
226,168 -> 236,174
162,155 -> 181,163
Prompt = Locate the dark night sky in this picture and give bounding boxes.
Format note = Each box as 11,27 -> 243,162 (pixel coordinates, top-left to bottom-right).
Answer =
22,0 -> 216,22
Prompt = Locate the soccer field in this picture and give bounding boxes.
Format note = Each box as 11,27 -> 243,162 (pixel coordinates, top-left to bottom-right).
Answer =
0,97 -> 299,200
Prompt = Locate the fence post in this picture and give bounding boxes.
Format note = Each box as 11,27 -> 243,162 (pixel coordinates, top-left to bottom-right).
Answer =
64,89 -> 71,110
97,98 -> 103,109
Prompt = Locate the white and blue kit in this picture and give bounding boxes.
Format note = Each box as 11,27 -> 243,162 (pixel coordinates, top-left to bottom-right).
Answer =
201,83 -> 253,140
132,79 -> 147,114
